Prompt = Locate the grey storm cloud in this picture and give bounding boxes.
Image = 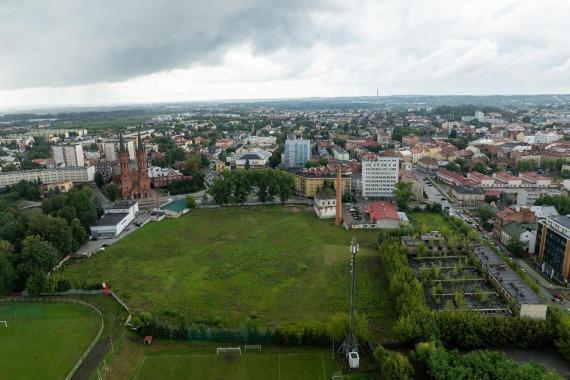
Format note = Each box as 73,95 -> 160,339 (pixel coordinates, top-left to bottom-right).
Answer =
0,0 -> 327,89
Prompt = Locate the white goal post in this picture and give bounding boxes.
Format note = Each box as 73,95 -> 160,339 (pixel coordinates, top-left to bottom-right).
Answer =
244,345 -> 261,351
0,321 -> 7,327
217,347 -> 241,355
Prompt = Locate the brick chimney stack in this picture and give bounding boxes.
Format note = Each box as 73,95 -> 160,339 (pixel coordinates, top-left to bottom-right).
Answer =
335,165 -> 343,226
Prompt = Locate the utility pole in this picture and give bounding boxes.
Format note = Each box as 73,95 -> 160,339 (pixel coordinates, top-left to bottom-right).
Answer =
339,238 -> 360,359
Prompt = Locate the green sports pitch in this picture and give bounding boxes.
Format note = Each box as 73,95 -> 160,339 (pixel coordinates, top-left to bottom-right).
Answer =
133,351 -> 374,380
0,302 -> 101,380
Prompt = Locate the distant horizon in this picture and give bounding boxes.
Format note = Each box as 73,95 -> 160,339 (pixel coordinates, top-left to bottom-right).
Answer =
2,93 -> 570,116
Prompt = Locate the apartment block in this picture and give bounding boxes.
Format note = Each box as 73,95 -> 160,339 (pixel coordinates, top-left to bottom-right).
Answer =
52,143 -> 85,167
283,138 -> 311,168
362,154 -> 399,198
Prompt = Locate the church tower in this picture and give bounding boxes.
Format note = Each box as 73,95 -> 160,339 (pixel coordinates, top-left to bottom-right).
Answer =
136,130 -> 151,197
118,132 -> 132,199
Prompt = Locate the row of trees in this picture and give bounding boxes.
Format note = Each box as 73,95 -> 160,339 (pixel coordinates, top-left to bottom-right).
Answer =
0,184 -> 99,295
411,341 -> 561,380
132,310 -> 370,347
207,169 -> 294,205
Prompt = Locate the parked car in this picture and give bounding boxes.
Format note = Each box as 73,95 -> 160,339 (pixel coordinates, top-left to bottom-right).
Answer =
554,293 -> 564,301
552,297 -> 562,304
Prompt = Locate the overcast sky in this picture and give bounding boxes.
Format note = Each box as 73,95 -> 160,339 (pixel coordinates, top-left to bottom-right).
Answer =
1,0 -> 569,111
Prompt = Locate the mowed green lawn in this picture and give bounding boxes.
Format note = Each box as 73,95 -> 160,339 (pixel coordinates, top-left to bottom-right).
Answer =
108,340 -> 376,380
136,353 -> 329,380
408,212 -> 454,234
0,302 -> 101,380
62,206 -> 393,335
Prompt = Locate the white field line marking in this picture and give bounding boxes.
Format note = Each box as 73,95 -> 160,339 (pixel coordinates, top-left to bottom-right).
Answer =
142,353 -> 323,359
168,355 -> 180,379
132,356 -> 146,380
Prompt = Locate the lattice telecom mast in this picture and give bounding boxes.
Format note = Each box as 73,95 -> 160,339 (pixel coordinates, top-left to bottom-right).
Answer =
338,238 -> 360,368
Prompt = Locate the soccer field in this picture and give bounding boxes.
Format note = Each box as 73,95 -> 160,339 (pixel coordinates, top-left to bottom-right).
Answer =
134,353 -> 329,380
0,302 -> 101,380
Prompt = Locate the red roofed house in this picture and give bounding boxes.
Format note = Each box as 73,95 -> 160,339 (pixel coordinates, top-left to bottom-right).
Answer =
347,201 -> 409,229
467,171 -> 495,187
519,172 -> 552,187
493,171 -> 522,187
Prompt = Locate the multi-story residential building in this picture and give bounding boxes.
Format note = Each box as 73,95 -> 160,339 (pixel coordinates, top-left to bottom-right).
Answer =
283,138 -> 311,168
333,146 -> 350,161
361,154 -> 399,198
467,171 -> 494,187
537,215 -> 570,282
519,172 -> 552,187
493,207 -> 536,240
101,139 -> 136,161
147,166 -> 184,188
52,143 -> 85,167
417,157 -> 439,173
451,185 -> 485,206
0,166 -> 95,188
493,171 -> 523,187
287,166 -> 351,198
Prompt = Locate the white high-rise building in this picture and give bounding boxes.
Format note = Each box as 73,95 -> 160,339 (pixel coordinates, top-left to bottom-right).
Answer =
362,155 -> 399,198
284,138 -> 311,168
100,139 -> 136,161
52,143 -> 85,167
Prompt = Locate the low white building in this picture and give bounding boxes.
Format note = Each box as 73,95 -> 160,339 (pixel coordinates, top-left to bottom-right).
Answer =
313,193 -> 337,219
90,201 -> 138,239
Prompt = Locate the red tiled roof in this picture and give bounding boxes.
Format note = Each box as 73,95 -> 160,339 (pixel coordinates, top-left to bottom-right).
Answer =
365,201 -> 399,222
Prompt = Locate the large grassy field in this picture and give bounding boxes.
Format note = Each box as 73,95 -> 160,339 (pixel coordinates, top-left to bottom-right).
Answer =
62,206 -> 393,336
0,302 -> 101,380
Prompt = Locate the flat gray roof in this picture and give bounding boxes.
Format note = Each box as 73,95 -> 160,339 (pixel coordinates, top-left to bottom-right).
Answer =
550,215 -> 570,230
472,244 -> 543,305
94,212 -> 129,227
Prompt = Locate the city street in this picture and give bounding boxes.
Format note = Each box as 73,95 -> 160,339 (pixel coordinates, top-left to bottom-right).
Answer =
413,168 -> 570,312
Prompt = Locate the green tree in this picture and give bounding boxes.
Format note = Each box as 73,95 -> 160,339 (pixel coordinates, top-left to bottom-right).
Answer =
304,160 -> 319,168
94,172 -> 104,188
0,241 -> 16,295
104,183 -> 120,202
394,181 -> 414,210
25,271 -> 46,297
374,346 -> 414,380
70,218 -> 89,249
516,160 -> 535,172
507,235 -> 526,256
326,312 -> 371,342
446,162 -> 461,173
14,236 -> 59,280
477,205 -> 495,224
186,195 -> 196,209
472,162 -> 487,174
65,187 -> 98,229
185,153 -> 203,175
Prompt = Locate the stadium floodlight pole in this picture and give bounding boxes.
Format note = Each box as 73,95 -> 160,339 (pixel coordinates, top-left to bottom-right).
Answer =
338,237 -> 359,357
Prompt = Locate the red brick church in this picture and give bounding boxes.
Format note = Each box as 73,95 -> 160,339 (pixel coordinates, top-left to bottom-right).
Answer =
113,131 -> 151,199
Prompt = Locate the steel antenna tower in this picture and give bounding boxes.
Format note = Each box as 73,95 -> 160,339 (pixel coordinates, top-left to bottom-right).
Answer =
338,237 -> 360,357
